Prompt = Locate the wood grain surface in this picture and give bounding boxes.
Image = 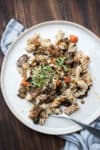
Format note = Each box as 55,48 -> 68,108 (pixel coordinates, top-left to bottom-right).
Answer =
0,0 -> 100,150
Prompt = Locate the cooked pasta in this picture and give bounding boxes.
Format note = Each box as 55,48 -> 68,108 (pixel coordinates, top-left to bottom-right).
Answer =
16,31 -> 92,125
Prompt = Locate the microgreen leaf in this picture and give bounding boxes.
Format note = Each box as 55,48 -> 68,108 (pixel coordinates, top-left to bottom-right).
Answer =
55,57 -> 66,67
31,65 -> 53,88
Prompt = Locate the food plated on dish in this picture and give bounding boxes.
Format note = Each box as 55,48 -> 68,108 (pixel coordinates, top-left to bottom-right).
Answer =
1,21 -> 100,134
16,30 -> 92,125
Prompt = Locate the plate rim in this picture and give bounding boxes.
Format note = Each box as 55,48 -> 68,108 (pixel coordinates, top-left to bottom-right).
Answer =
1,20 -> 100,135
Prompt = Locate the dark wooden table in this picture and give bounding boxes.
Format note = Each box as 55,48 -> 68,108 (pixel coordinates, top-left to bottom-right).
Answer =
0,0 -> 100,150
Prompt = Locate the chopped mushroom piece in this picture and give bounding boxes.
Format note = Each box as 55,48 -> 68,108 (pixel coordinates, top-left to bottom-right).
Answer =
18,85 -> 27,98
16,54 -> 28,68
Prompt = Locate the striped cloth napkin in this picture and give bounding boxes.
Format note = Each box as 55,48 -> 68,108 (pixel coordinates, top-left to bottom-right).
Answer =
0,19 -> 100,150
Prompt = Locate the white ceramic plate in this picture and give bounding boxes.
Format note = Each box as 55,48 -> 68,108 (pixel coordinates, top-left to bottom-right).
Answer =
1,21 -> 100,135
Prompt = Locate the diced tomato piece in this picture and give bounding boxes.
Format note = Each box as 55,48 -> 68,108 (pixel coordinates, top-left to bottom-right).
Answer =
64,76 -> 71,83
69,35 -> 78,43
56,80 -> 62,86
21,80 -> 31,86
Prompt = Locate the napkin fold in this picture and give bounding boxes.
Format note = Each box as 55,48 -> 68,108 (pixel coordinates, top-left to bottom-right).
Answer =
0,19 -> 25,55
0,19 -> 100,150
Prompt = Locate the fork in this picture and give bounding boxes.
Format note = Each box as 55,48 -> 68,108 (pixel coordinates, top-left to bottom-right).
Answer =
52,113 -> 100,138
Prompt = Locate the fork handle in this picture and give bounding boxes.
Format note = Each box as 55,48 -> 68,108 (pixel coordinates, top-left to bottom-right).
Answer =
68,117 -> 100,138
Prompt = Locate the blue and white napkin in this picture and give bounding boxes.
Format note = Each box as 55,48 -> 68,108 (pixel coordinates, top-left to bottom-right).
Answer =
0,19 -> 100,150
0,19 -> 25,55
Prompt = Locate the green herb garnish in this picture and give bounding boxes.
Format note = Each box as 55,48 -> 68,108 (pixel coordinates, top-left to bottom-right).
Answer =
55,57 -> 68,72
42,65 -> 53,73
31,65 -> 53,87
55,57 -> 66,67
63,65 -> 68,71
